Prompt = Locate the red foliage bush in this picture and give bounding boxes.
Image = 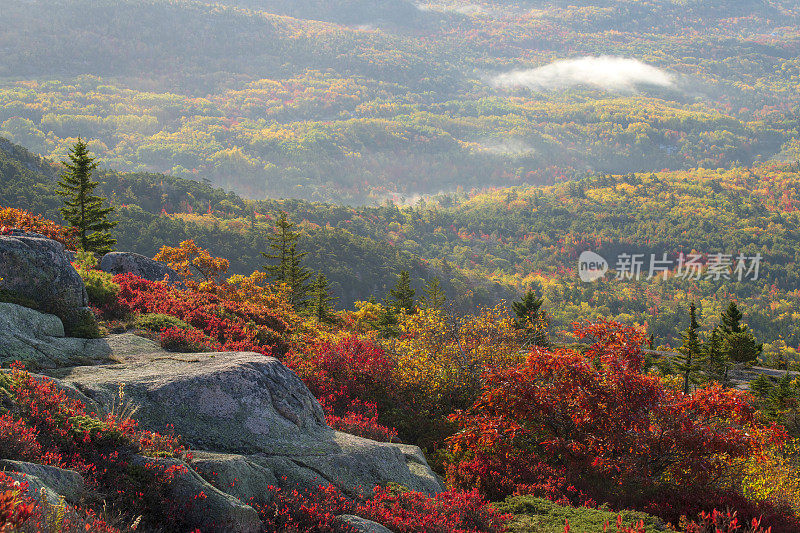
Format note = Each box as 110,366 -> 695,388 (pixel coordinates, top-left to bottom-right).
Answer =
0,473 -> 34,533
325,399 -> 398,442
255,484 -> 508,533
160,326 -> 222,352
0,471 -> 119,533
288,336 -> 402,441
681,509 -> 770,533
2,363 -> 191,530
447,320 -> 788,526
0,414 -> 42,462
356,486 -> 508,533
115,274 -> 289,355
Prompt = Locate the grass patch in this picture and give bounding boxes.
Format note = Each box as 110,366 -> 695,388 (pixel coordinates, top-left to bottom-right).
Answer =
495,496 -> 674,533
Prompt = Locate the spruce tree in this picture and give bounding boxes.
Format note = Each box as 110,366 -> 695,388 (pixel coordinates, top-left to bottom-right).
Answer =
705,326 -> 728,384
512,289 -> 549,347
262,212 -> 311,309
309,272 -> 337,323
376,304 -> 399,338
56,139 -> 117,254
261,212 -> 301,283
720,301 -> 744,334
421,277 -> 447,310
286,242 -> 312,309
390,270 -> 415,313
677,302 -> 704,394
719,301 -> 762,365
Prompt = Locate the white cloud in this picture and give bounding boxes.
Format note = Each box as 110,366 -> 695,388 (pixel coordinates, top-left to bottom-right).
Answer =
479,138 -> 535,156
491,56 -> 674,93
416,3 -> 490,16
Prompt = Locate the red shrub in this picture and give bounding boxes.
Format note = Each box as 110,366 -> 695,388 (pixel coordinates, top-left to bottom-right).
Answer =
4,364 -> 191,529
326,399 -> 398,443
0,470 -> 120,533
160,326 -> 222,352
115,274 -> 289,355
0,473 -> 34,533
681,509 -> 770,533
447,320 -> 787,525
288,336 -> 402,441
356,486 -> 508,533
254,484 -> 507,533
0,414 -> 42,462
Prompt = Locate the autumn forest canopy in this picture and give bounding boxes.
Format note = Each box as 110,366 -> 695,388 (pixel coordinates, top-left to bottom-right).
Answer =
4,0 -> 800,531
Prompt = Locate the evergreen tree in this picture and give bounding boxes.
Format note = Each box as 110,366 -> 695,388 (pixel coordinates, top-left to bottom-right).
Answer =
749,373 -> 773,402
705,326 -> 728,384
720,301 -> 744,334
677,302 -> 704,395
261,212 -> 301,283
512,288 -> 549,347
56,139 -> 117,254
309,272 -> 336,323
390,270 -> 415,313
286,242 -> 312,309
262,212 -> 311,309
376,301 -> 399,338
719,301 -> 762,364
421,277 -> 447,310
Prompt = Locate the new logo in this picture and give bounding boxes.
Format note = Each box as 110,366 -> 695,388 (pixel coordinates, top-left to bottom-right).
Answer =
578,251 -> 608,282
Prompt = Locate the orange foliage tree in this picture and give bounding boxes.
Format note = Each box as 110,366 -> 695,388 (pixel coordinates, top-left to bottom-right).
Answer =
154,239 -> 230,289
0,206 -> 78,248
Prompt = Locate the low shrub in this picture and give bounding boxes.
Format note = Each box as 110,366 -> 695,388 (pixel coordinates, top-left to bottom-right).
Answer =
159,326 -> 222,352
72,251 -> 121,317
254,484 -> 508,533
288,336 -> 403,442
135,312 -> 192,332
1,363 -> 192,530
0,206 -> 78,248
496,495 -> 671,533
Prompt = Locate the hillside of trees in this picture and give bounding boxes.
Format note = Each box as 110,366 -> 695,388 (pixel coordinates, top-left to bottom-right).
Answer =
0,136 -> 513,310
0,0 -> 797,201
4,135 -> 800,365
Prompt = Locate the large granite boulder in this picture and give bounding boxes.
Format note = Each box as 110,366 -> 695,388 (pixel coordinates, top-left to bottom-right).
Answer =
0,460 -> 87,505
46,336 -> 444,499
100,251 -> 178,283
0,230 -> 96,336
0,303 -> 112,370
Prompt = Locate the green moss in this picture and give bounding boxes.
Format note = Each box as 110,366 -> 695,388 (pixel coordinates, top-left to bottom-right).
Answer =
134,313 -> 191,332
495,496 -> 674,533
69,415 -> 126,445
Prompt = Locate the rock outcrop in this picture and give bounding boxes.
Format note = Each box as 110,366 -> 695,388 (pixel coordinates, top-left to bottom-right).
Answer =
99,251 -> 178,283
45,335 -> 445,499
0,230 -> 96,336
334,515 -> 394,533
129,455 -> 263,533
0,303 -> 112,369
0,460 -> 87,505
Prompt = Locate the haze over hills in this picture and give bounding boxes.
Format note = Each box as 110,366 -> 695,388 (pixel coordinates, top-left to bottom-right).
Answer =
0,0 -> 797,202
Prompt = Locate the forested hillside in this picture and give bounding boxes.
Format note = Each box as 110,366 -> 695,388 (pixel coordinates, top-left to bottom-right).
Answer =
4,134 -> 800,360
0,136 -> 512,309
0,0 -> 797,201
